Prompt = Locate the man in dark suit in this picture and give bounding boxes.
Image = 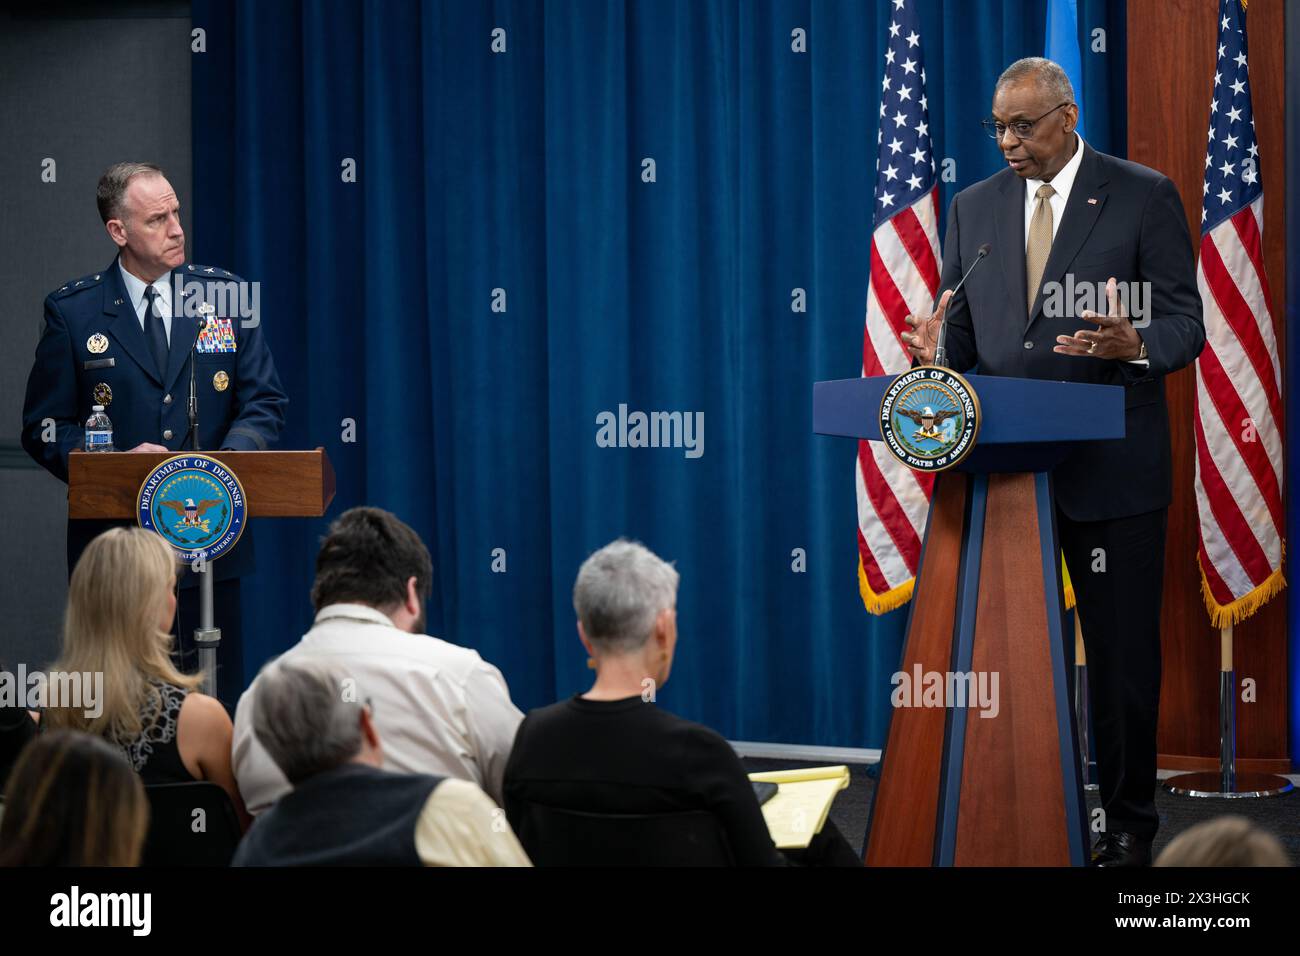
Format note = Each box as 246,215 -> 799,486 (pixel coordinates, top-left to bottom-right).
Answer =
20,162 -> 288,705
903,59 -> 1205,866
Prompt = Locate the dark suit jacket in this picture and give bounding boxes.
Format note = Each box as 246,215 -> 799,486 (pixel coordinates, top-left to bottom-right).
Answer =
20,255 -> 288,578
937,142 -> 1205,521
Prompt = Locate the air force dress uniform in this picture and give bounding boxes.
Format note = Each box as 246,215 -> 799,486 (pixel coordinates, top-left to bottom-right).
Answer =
21,255 -> 288,699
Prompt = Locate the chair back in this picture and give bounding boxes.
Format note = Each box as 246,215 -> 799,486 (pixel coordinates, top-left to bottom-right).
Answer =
516,802 -> 734,866
143,781 -> 242,866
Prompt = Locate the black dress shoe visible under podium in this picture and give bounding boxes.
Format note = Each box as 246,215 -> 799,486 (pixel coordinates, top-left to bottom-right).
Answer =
1091,831 -> 1153,867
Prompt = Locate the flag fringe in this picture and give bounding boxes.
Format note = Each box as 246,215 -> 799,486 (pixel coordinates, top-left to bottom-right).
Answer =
858,557 -> 915,615
857,554 -> 1284,625
1061,554 -> 1076,611
1198,552 -> 1286,629
860,553 -> 1079,614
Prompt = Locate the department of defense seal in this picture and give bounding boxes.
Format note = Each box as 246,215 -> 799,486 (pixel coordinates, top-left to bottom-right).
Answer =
137,453 -> 247,562
879,366 -> 981,472
87,333 -> 109,354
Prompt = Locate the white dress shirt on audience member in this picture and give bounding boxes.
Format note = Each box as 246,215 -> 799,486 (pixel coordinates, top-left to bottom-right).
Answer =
233,602 -> 522,815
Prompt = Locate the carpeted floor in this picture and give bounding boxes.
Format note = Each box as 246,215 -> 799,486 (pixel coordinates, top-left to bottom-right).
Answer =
740,756 -> 1300,862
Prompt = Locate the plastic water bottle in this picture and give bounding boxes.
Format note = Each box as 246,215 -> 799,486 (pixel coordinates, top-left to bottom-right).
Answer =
84,405 -> 114,452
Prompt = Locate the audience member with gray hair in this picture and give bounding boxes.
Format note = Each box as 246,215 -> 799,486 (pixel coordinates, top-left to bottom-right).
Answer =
503,539 -> 858,866
233,657 -> 530,867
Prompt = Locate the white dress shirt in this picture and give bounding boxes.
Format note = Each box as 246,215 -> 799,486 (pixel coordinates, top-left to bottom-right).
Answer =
232,604 -> 524,815
118,260 -> 173,346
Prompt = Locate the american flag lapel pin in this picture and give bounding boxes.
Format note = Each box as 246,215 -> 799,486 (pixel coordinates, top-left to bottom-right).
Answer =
1087,197 -> 1098,204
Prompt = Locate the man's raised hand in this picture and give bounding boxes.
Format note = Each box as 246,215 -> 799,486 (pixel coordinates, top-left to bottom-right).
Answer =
1054,277 -> 1143,360
902,288 -> 954,365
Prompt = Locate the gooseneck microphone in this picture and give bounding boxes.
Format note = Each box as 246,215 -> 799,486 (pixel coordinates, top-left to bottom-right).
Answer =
186,321 -> 202,451
933,242 -> 991,368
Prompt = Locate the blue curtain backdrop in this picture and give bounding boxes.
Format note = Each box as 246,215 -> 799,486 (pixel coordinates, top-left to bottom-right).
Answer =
191,0 -> 1125,748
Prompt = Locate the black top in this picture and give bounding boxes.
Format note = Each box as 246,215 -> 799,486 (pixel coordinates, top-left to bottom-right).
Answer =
117,680 -> 196,785
0,700 -> 37,791
233,763 -> 442,867
503,694 -> 783,866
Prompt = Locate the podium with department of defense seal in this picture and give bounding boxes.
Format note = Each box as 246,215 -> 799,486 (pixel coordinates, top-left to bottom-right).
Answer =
815,371 -> 1125,866
66,448 -> 335,697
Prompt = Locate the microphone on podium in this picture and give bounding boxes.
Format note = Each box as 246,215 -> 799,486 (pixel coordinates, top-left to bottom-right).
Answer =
183,321 -> 203,451
933,242 -> 991,368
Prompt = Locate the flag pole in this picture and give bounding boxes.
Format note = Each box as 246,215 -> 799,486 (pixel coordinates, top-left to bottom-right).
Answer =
1169,0 -> 1290,803
1165,623 -> 1291,798
1220,624 -> 1234,791
1073,615 -> 1097,790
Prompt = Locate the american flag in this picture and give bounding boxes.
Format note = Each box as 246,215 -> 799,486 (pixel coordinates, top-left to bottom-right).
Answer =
1193,0 -> 1285,626
857,0 -> 940,614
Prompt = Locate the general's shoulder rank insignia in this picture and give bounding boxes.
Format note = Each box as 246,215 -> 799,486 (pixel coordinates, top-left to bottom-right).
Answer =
93,382 -> 113,405
87,333 -> 109,354
212,370 -> 230,392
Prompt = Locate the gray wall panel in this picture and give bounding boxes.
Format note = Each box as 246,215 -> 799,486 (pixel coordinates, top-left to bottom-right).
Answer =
1,1 -> 190,669
0,468 -> 68,668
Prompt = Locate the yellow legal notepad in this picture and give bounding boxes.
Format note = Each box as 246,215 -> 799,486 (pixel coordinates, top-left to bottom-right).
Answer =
747,765 -> 851,849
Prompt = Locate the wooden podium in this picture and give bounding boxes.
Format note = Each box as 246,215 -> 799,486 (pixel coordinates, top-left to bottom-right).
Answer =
67,448 -> 335,695
814,374 -> 1125,866
68,448 -> 335,520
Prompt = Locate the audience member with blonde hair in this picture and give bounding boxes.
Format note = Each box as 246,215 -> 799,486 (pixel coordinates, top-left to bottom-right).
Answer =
1155,815 -> 1291,867
0,730 -> 149,866
42,527 -> 249,828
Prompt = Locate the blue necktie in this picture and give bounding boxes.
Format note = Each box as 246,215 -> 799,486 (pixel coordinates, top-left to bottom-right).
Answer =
144,287 -> 168,377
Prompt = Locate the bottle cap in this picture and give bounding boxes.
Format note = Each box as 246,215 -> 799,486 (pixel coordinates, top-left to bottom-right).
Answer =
92,405 -> 105,411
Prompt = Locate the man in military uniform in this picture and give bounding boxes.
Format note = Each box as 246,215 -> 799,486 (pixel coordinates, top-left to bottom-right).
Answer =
21,161 -> 288,704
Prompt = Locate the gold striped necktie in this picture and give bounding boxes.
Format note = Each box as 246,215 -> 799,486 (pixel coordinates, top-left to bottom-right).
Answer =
1026,183 -> 1056,313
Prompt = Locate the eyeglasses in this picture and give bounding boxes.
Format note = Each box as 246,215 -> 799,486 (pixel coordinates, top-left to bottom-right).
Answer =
981,103 -> 1070,142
